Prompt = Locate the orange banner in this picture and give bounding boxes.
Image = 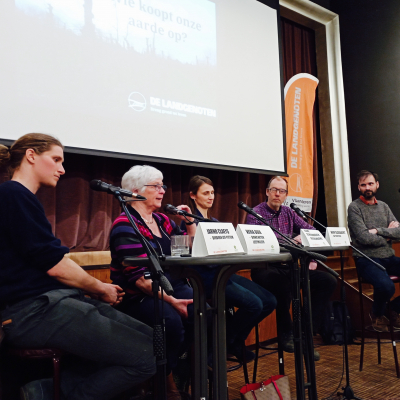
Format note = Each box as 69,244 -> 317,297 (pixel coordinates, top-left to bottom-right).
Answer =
283,73 -> 318,212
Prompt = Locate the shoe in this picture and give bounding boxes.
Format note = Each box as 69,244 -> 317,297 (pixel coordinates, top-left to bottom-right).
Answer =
278,331 -> 295,353
20,378 -> 53,400
370,311 -> 390,332
389,310 -> 400,331
227,342 -> 256,363
301,337 -> 320,361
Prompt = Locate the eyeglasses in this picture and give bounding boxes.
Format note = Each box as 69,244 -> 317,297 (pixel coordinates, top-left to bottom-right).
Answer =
144,184 -> 167,192
268,187 -> 288,194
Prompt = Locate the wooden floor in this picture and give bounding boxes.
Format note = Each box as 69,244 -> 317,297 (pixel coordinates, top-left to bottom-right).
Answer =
226,336 -> 400,400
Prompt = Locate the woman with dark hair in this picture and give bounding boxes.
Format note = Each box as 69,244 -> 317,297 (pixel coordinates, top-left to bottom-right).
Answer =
181,175 -> 277,362
0,133 -> 155,400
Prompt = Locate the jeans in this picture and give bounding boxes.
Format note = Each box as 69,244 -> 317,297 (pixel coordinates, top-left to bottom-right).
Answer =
118,274 -> 194,375
192,265 -> 277,345
355,255 -> 400,316
1,289 -> 156,400
251,263 -> 337,335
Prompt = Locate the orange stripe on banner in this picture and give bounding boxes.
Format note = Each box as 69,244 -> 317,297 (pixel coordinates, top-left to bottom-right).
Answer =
284,73 -> 318,212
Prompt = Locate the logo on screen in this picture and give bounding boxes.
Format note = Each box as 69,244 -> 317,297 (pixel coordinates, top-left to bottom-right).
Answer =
128,92 -> 146,112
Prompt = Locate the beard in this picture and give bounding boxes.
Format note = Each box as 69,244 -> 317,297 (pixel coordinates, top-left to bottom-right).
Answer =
362,189 -> 377,199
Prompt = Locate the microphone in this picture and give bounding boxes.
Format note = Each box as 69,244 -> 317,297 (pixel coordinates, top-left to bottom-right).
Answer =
238,201 -> 340,277
90,180 -> 147,200
164,204 -> 215,222
164,204 -> 186,216
290,203 -> 308,221
238,201 -> 264,220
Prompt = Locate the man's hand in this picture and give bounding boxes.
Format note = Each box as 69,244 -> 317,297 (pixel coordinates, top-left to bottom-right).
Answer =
368,228 -> 378,234
309,261 -> 318,270
293,235 -> 302,244
170,298 -> 193,318
388,221 -> 400,229
98,283 -> 125,306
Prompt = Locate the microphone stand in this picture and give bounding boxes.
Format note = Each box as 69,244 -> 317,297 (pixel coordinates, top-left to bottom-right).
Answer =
293,210 -> 364,400
239,204 -> 333,400
114,192 -> 173,400
181,211 -> 214,223
165,207 -> 215,223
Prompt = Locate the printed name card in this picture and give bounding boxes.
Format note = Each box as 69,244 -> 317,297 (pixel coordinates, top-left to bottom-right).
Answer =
192,222 -> 245,257
300,229 -> 330,247
236,224 -> 280,254
325,227 -> 350,247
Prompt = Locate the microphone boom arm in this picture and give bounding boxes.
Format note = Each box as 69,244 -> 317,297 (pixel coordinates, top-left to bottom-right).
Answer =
238,202 -> 338,277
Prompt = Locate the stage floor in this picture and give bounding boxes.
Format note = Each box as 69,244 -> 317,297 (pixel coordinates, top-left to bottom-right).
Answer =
227,336 -> 400,400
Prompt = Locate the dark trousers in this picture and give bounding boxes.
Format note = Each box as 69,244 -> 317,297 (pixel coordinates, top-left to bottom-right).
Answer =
355,255 -> 400,316
118,275 -> 194,375
192,266 -> 277,345
251,264 -> 337,335
1,289 -> 156,400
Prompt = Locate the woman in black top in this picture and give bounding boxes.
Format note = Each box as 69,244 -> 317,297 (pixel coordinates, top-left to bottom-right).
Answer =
0,133 -> 155,400
181,175 -> 277,362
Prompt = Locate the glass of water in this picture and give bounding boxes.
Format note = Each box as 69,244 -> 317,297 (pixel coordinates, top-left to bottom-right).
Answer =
171,235 -> 190,256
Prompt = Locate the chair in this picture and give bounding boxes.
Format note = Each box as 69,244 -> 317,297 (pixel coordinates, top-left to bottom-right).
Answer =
0,315 -> 65,400
8,347 -> 65,400
357,273 -> 400,378
253,324 -> 284,383
207,306 -> 251,400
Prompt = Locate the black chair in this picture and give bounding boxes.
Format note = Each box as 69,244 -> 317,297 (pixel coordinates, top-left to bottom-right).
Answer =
357,273 -> 400,378
8,347 -> 65,400
207,306 -> 251,400
1,314 -> 65,400
253,323 -> 285,383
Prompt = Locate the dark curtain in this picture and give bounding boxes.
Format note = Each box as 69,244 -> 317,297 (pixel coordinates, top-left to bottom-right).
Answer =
0,17 -> 320,252
281,17 -> 319,218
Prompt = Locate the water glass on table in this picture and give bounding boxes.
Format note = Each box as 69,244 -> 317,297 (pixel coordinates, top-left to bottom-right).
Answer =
171,235 -> 190,256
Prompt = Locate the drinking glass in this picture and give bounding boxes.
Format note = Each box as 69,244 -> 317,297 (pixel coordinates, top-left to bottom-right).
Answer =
171,235 -> 190,256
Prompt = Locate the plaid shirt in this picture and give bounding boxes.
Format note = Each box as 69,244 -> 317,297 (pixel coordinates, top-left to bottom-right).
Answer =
110,205 -> 184,300
245,202 -> 315,244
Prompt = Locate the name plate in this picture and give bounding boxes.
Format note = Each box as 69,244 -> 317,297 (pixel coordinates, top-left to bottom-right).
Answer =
300,229 -> 330,247
325,227 -> 350,246
236,224 -> 280,254
192,222 -> 245,257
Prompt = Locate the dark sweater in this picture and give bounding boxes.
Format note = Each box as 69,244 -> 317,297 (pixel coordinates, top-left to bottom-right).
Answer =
110,206 -> 184,300
0,181 -> 69,306
347,197 -> 400,258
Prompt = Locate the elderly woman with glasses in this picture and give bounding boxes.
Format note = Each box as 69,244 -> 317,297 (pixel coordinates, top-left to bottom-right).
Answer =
110,165 -> 196,400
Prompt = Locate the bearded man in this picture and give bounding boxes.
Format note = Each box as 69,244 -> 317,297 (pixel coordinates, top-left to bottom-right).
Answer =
348,170 -> 400,332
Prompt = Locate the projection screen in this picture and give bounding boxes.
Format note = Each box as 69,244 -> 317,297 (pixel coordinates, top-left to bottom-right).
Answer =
0,0 -> 286,174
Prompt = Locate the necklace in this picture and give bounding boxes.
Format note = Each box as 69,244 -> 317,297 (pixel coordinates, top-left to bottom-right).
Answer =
139,212 -> 154,224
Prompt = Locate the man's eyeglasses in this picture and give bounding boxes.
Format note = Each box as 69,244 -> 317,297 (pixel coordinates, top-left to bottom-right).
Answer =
267,187 -> 288,194
144,184 -> 167,192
